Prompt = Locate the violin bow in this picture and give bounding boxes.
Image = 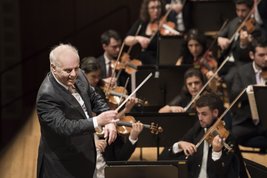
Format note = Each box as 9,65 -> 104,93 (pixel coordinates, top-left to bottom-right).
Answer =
115,73 -> 152,112
106,42 -> 126,93
127,24 -> 142,54
183,20 -> 229,112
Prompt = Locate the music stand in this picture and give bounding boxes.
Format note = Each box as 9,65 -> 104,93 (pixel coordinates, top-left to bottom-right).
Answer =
127,112 -> 197,158
253,85 -> 267,128
105,160 -> 188,178
132,65 -> 192,111
158,36 -> 184,65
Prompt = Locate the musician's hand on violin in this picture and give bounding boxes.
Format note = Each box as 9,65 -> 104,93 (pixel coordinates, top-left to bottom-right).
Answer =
124,97 -> 138,113
130,121 -> 144,141
239,30 -> 250,48
103,122 -> 117,145
136,36 -> 150,49
179,141 -> 197,156
217,37 -> 231,50
95,139 -> 107,153
103,77 -> 117,87
212,135 -> 224,152
166,3 -> 183,13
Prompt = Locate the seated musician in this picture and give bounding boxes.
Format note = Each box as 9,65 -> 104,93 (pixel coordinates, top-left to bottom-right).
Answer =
81,56 -> 144,178
217,0 -> 266,95
164,92 -> 245,178
97,29 -> 130,89
124,0 -> 170,65
231,37 -> 267,149
159,68 -> 205,113
176,29 -> 218,80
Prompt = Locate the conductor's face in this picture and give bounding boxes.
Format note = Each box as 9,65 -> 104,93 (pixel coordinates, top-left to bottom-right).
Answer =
196,106 -> 218,128
52,50 -> 80,87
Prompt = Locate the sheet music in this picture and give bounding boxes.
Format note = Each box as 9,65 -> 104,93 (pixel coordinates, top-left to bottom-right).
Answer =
246,85 -> 260,125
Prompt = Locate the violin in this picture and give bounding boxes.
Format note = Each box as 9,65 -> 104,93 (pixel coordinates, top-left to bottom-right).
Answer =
240,16 -> 256,34
194,51 -> 218,77
111,53 -> 142,75
148,20 -> 179,36
105,86 -> 128,110
116,116 -> 163,135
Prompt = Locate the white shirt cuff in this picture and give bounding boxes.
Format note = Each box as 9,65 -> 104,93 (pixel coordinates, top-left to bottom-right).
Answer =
212,150 -> 222,161
128,136 -> 138,145
92,116 -> 102,132
172,142 -> 183,154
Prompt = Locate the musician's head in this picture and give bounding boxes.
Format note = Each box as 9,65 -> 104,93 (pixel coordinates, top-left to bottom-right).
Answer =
250,39 -> 267,70
80,56 -> 102,87
184,68 -> 205,98
195,92 -> 224,128
100,29 -> 122,59
184,29 -> 207,59
140,0 -> 165,22
234,0 -> 253,19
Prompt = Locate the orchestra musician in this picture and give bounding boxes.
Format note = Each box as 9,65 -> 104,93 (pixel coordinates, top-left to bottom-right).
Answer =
231,38 -> 267,148
158,68 -> 205,113
164,92 -> 245,178
176,29 -> 218,80
97,29 -> 130,89
217,0 -> 266,95
80,56 -> 144,178
124,0 -> 167,65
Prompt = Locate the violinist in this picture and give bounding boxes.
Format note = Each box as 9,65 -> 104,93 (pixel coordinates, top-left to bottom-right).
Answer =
80,57 -> 144,178
124,0 -> 166,65
217,0 -> 266,94
97,30 -> 129,88
159,68 -> 205,113
165,92 -> 245,178
176,29 -> 218,80
231,38 -> 267,149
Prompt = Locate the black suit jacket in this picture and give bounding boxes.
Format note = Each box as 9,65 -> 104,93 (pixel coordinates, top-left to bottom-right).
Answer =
231,63 -> 256,125
36,69 -> 109,178
97,55 -> 107,78
167,122 -> 239,178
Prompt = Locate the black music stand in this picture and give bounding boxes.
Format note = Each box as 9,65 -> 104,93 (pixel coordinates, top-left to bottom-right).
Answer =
157,36 -> 184,65
132,65 -> 192,111
105,160 -> 188,178
253,85 -> 267,128
127,112 -> 197,158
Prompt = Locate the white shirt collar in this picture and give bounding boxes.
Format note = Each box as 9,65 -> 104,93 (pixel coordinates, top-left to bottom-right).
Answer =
252,61 -> 262,74
104,53 -> 111,65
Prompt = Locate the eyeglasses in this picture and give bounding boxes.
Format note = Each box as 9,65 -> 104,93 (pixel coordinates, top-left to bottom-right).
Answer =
148,5 -> 161,10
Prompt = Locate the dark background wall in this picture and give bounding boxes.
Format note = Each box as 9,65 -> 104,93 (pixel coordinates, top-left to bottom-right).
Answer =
0,0 -> 235,150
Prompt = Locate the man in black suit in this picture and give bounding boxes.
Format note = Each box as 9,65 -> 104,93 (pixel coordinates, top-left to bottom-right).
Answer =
167,92 -> 241,178
36,44 -> 119,178
231,39 -> 267,147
